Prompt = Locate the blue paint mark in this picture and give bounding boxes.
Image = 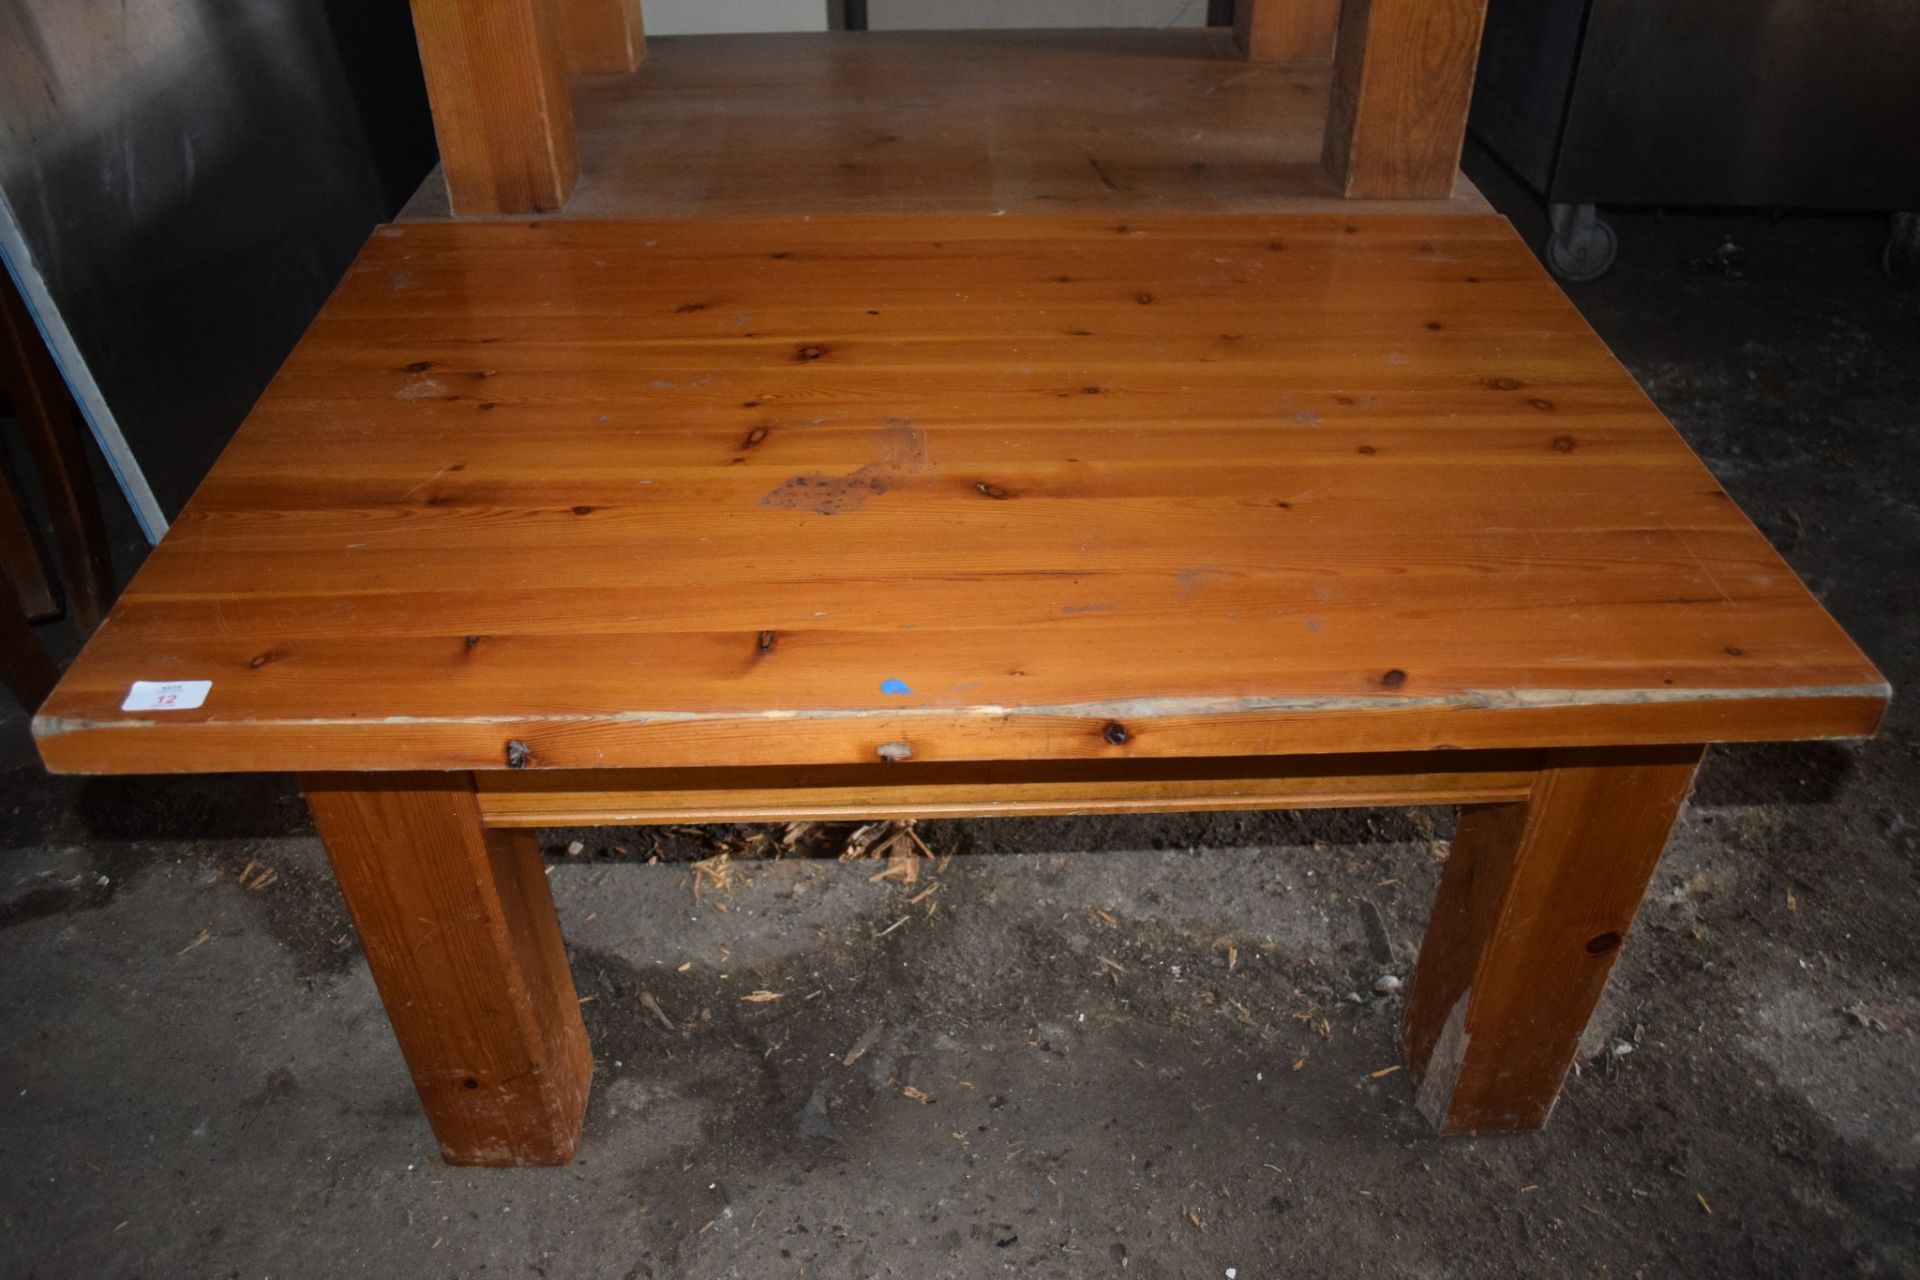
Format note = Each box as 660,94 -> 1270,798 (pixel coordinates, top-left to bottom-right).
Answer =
880,678 -> 913,696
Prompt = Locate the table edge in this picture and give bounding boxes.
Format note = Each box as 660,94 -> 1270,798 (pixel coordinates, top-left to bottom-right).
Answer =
32,683 -> 1890,776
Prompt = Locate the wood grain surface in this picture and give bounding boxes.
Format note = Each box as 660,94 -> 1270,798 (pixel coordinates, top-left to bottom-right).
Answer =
1403,745 -> 1704,1132
409,0 -> 578,215
305,774 -> 593,1164
1324,0 -> 1490,199
33,214 -> 1887,775
399,30 -> 1489,222
1236,0 -> 1342,63
475,751 -> 1543,827
558,0 -> 645,74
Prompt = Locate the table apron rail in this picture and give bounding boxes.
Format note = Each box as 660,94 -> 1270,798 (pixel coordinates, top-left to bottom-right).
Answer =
473,750 -> 1543,828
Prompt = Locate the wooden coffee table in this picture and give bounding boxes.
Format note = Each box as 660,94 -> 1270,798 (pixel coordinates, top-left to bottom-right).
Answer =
33,213 -> 1886,1165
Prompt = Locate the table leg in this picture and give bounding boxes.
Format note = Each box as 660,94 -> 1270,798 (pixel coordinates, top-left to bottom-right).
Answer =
558,0 -> 646,73
407,0 -> 579,216
1323,0 -> 1490,199
1235,0 -> 1340,62
1402,745 -> 1704,1133
304,773 -> 592,1165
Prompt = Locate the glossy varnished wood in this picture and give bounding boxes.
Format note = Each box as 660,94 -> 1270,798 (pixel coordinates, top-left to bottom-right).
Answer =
1403,745 -> 1704,1132
474,751 -> 1542,827
1236,0 -> 1341,63
400,30 -> 1489,222
33,214 -> 1886,774
304,774 -> 592,1165
558,0 -> 645,74
408,0 -> 578,215
1324,0 -> 1491,199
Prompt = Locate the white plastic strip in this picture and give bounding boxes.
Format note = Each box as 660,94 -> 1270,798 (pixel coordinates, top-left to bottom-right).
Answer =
0,187 -> 168,544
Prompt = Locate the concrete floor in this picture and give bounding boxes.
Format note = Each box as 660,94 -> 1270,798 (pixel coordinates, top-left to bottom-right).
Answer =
3,158 -> 1917,1277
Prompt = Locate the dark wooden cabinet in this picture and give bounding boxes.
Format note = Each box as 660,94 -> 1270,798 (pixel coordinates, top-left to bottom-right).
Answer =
1470,0 -> 1920,277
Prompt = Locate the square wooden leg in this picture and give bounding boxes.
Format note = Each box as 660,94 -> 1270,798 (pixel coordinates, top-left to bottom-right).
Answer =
1322,0 -> 1491,198
1235,0 -> 1341,62
558,0 -> 646,73
407,0 -> 579,216
304,773 -> 592,1165
1402,745 -> 1704,1133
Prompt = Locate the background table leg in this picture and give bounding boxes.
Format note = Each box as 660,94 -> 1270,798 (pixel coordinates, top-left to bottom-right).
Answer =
558,0 -> 646,73
304,773 -> 592,1165
0,557 -> 57,709
407,0 -> 578,216
1402,745 -> 1704,1133
1234,0 -> 1341,62
1322,0 -> 1490,199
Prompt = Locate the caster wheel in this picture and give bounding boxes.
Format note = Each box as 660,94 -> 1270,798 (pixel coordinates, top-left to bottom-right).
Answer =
1546,203 -> 1617,282
1885,212 -> 1919,285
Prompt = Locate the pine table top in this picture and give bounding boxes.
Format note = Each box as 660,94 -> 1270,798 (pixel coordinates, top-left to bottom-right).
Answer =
34,214 -> 1887,774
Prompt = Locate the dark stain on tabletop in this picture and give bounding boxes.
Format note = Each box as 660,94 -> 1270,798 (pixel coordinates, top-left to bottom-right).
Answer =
761,418 -> 930,515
